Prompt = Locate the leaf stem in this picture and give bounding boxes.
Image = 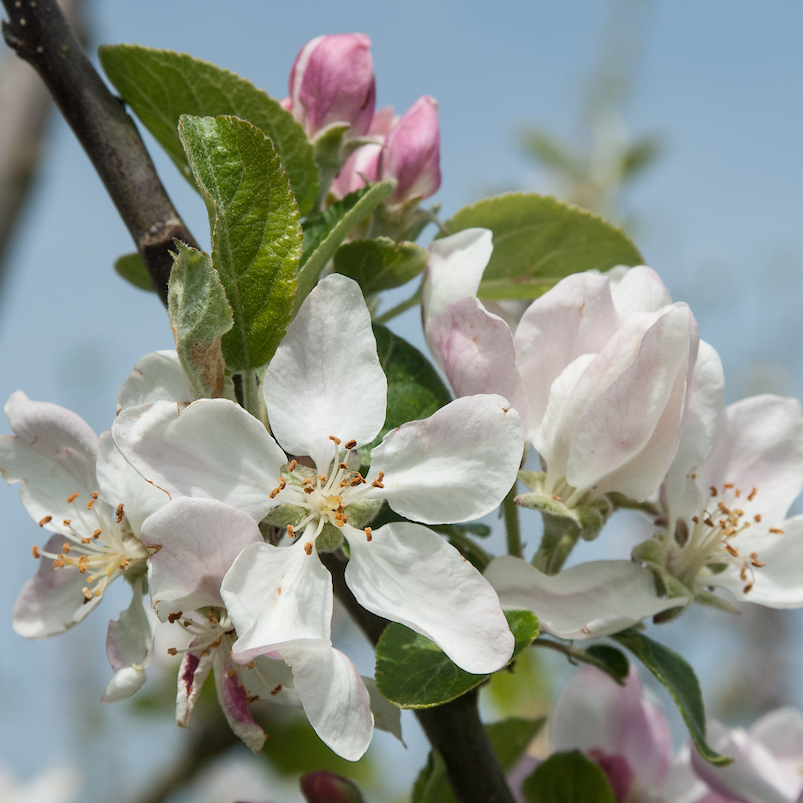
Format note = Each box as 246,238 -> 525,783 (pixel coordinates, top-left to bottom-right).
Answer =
0,0 -> 198,302
374,283 -> 422,325
503,483 -> 522,558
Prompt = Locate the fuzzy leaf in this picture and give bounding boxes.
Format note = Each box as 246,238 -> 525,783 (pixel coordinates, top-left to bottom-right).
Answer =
99,45 -> 317,215
179,115 -> 301,371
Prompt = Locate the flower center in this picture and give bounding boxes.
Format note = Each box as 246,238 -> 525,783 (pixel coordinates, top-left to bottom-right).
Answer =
669,482 -> 776,594
34,490 -> 148,603
268,435 -> 384,546
166,608 -> 233,657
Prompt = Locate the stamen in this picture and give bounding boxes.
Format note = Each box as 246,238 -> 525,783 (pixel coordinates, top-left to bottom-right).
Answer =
754,514 -> 762,523
67,492 -> 79,503
365,527 -> 372,542
724,543 -> 739,557
304,542 -> 313,555
82,587 -> 93,602
93,528 -> 102,539
62,543 -> 71,553
288,459 -> 297,472
270,685 -> 282,696
769,527 -> 784,534
750,553 -> 766,567
552,494 -> 562,501
78,556 -> 87,573
748,487 -> 757,501
38,515 -> 52,527
743,582 -> 754,594
167,647 -> 178,656
329,436 -> 341,445
115,503 -> 125,523
723,483 -> 734,490
90,492 -> 99,500
287,524 -> 295,539
692,516 -> 700,523
709,486 -> 718,497
344,439 -> 357,450
31,546 -> 39,559
63,519 -> 71,526
318,474 -> 327,483
86,498 -> 96,511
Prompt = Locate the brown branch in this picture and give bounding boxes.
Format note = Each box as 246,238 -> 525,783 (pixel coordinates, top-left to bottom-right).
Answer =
1,0 -> 198,302
320,552 -> 515,803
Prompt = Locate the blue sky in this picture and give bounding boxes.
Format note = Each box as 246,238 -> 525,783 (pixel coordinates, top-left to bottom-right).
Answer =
1,1 -> 803,799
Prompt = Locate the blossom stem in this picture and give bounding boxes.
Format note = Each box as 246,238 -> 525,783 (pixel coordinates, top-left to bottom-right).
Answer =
531,513 -> 580,575
374,284 -> 422,324
320,551 -> 515,803
0,0 -> 198,303
503,484 -> 522,558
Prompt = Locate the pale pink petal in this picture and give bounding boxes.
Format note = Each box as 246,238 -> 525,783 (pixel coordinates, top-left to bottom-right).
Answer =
566,304 -> 697,502
663,341 -> 725,526
102,582 -> 158,703
240,653 -> 300,708
608,265 -> 672,318
116,350 -> 196,413
426,297 -> 528,430
694,395 -> 803,529
112,399 -> 286,521
0,391 -> 98,529
176,640 -> 214,728
142,498 -> 263,619
422,228 -> 493,328
95,431 -> 168,536
280,645 -> 373,761
344,522 -> 514,673
485,557 -> 686,639
212,648 -> 267,753
13,534 -> 102,638
222,541 -> 332,662
663,746 -> 731,803
551,665 -> 673,789
690,720 -> 794,803
513,272 -> 620,443
369,394 -> 523,524
264,274 -> 386,470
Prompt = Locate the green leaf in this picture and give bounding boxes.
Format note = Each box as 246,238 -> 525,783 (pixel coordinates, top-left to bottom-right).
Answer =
375,610 -> 539,709
359,325 -> 452,464
582,645 -> 630,683
612,628 -> 731,766
179,115 -> 301,372
168,242 -> 234,398
334,237 -> 428,295
99,45 -> 318,215
114,252 -> 153,292
521,751 -> 616,803
411,718 -> 545,803
294,180 -> 395,313
486,717 -> 546,773
444,193 -> 643,301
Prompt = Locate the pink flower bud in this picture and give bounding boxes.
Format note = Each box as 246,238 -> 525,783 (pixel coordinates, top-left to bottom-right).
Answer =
379,95 -> 441,206
300,771 -> 365,803
288,34 -> 376,139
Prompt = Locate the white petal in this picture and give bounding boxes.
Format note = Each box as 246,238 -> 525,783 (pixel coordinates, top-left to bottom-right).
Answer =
241,653 -> 300,708
663,341 -> 725,526
369,395 -> 523,524
608,265 -> 672,318
143,498 -> 263,619
103,579 -> 158,701
566,304 -> 696,501
345,522 -> 514,673
96,431 -> 168,536
116,350 -> 196,413
551,664 -> 673,789
176,641 -> 214,728
280,645 -> 374,761
426,297 -> 528,430
222,541 -> 333,662
422,228 -> 493,328
212,648 -> 267,753
485,557 -> 686,639
13,534 -> 102,638
112,399 -> 286,521
694,395 -> 803,529
513,272 -> 620,443
0,391 -> 98,529
264,273 -> 386,469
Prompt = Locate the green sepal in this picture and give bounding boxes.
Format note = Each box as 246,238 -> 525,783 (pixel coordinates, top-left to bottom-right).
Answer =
98,45 -> 318,215
631,536 -> 693,621
344,497 -> 384,529
612,628 -> 731,766
334,237 -> 429,295
295,180 -> 396,314
316,523 -> 345,553
375,611 -> 540,709
444,192 -> 643,303
167,242 -> 234,399
521,750 -> 616,803
178,114 -> 301,372
262,504 -> 306,529
694,588 -> 739,614
114,252 -> 154,292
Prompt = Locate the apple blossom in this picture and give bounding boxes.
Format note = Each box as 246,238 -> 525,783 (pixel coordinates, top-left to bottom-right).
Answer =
284,34 -> 375,140
645,394 -> 803,610
0,391 -> 167,700
423,229 -> 700,510
113,274 -> 523,679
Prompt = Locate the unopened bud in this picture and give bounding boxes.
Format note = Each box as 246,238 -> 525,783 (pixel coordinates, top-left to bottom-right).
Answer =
379,95 -> 441,207
300,771 -> 365,803
288,34 -> 376,139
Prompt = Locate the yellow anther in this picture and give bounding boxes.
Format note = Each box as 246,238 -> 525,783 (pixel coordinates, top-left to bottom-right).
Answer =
365,527 -> 372,542
115,503 -> 125,523
344,439 -> 357,450
38,515 -> 52,527
329,435 -> 341,445
769,527 -> 785,534
67,492 -> 79,503
31,545 -> 40,559
304,542 -> 313,555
